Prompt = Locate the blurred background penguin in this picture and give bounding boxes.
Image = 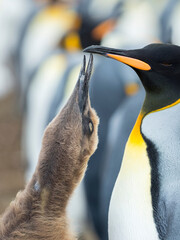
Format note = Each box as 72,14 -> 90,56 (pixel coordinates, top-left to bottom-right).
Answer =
1,0 -> 180,239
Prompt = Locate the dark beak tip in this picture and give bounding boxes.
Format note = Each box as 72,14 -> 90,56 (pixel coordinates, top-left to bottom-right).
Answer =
83,45 -> 106,55
83,45 -> 97,53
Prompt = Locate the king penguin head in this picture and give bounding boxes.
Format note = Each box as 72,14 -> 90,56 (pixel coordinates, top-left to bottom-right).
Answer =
84,43 -> 180,113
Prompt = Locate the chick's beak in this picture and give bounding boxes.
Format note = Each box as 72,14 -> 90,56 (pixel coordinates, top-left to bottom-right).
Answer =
77,54 -> 93,113
84,45 -> 151,71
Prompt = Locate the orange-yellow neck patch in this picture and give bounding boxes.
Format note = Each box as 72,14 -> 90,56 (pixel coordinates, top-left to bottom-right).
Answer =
128,98 -> 180,147
128,112 -> 144,147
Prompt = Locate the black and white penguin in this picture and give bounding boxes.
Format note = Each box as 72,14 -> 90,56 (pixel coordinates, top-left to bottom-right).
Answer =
85,43 -> 180,240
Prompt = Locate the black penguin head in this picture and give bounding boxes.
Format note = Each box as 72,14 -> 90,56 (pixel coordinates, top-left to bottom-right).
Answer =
84,43 -> 180,112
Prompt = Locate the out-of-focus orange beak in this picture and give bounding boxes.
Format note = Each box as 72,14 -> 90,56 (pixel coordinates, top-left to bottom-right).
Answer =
91,19 -> 117,41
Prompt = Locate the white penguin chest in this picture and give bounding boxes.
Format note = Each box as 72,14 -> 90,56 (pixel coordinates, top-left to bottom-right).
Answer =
109,103 -> 180,240
141,103 -> 180,217
108,114 -> 159,240
142,103 -> 180,187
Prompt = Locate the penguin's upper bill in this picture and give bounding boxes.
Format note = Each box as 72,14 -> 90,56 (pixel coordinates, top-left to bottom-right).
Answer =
84,44 -> 152,70
84,43 -> 180,74
84,44 -> 180,111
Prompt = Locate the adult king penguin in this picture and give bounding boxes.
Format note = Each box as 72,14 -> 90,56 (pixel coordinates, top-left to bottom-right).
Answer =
84,43 -> 180,240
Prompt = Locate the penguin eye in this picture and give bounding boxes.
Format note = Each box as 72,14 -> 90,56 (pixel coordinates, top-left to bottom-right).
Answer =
160,63 -> 173,67
88,120 -> 94,134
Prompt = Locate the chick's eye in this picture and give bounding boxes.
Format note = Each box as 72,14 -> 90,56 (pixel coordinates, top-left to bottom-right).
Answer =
89,121 -> 94,133
83,117 -> 94,136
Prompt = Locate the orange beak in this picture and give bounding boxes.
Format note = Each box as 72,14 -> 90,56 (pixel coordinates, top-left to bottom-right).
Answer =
84,45 -> 151,71
106,53 -> 151,71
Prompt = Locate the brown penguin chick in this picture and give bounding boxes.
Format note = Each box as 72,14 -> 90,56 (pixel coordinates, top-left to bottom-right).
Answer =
0,54 -> 99,240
